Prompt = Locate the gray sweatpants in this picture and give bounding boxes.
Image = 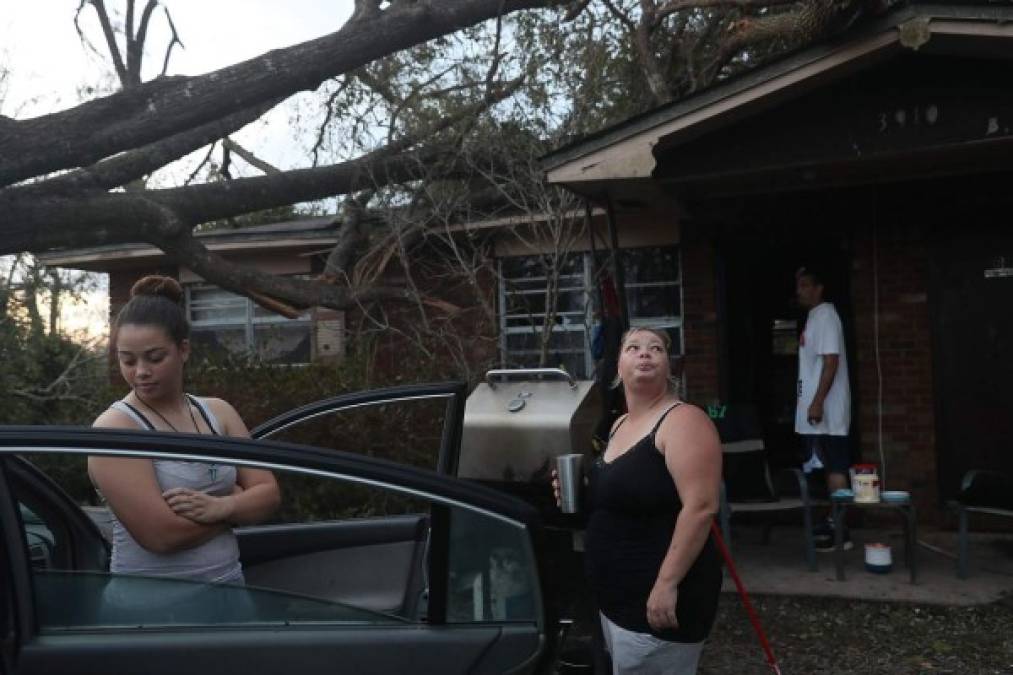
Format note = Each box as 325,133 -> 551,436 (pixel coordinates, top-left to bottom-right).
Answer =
600,612 -> 704,675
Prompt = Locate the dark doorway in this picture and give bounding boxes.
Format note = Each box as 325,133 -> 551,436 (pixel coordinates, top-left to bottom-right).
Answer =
718,224 -> 855,469
929,225 -> 1013,501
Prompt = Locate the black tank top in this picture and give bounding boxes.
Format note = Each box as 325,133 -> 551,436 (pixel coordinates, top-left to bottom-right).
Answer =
584,403 -> 722,642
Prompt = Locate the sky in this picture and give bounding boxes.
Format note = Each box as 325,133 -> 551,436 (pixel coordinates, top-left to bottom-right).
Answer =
1,1 -> 356,339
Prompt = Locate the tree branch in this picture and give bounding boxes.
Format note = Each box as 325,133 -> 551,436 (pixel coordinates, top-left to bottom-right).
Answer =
222,138 -> 281,174
125,0 -> 136,45
324,192 -> 374,280
657,0 -> 798,17
27,100 -> 279,193
636,0 -> 673,103
83,0 -> 130,86
150,75 -> 521,224
154,225 -> 417,313
0,0 -> 554,187
184,142 -> 218,186
563,0 -> 593,21
129,0 -> 162,83
352,0 -> 383,23
0,191 -> 185,255
600,0 -> 638,32
159,5 -> 185,77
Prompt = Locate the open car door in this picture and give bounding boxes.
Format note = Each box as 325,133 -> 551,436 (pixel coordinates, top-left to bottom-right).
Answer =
0,427 -> 551,675
251,381 -> 468,476
239,383 -> 469,605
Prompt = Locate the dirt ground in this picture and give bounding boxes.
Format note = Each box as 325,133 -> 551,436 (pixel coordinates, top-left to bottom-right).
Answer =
698,593 -> 1013,675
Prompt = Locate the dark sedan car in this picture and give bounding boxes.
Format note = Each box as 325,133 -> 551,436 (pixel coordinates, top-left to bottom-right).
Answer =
0,383 -> 553,675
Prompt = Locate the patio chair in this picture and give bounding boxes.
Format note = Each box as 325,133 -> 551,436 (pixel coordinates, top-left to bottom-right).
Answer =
950,469 -> 1013,579
714,405 -> 820,572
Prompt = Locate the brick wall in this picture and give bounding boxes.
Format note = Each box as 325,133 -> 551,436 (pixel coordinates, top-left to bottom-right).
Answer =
680,214 -> 942,523
351,257 -> 501,386
680,221 -> 721,406
850,222 -> 938,520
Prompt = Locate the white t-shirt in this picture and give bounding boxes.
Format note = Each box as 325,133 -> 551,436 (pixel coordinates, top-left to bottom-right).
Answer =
795,302 -> 851,436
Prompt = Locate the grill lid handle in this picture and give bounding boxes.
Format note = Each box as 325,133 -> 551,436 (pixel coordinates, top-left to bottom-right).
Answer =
485,368 -> 576,389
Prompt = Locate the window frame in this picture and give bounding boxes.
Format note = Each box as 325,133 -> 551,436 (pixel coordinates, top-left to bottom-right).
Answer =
499,253 -> 595,377
498,245 -> 683,378
185,283 -> 313,364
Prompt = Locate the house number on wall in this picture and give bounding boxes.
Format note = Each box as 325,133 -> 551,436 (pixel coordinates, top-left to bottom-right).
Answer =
984,256 -> 1013,279
877,104 -> 939,132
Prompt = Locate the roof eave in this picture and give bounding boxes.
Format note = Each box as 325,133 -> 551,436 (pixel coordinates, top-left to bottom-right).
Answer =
38,236 -> 339,272
543,5 -> 1013,190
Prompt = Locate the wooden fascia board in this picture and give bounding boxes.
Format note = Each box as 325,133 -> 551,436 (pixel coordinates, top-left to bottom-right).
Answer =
42,237 -> 338,269
440,208 -> 606,234
546,31 -> 901,187
929,18 -> 1013,40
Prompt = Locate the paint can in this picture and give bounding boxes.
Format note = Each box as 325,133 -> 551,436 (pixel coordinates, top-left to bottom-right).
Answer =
865,543 -> 893,573
851,464 -> 881,503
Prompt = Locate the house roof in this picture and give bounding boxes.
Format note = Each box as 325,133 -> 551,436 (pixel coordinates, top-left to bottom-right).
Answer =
40,206 -> 613,274
542,1 -> 1013,200
38,216 -> 341,272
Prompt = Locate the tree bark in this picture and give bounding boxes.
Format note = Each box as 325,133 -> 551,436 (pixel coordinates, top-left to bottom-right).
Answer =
0,0 -> 553,187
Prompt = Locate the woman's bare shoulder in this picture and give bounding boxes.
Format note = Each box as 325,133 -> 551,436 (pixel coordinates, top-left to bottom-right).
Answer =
93,405 -> 139,430
660,402 -> 720,444
670,402 -> 711,424
198,396 -> 240,418
198,397 -> 249,437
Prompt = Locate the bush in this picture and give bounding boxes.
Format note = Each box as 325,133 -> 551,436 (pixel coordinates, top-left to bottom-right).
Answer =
12,336 -> 488,522
185,348 -> 464,521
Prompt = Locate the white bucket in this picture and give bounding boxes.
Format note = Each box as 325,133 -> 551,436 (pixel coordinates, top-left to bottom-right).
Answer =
864,543 -> 892,574
853,472 -> 881,503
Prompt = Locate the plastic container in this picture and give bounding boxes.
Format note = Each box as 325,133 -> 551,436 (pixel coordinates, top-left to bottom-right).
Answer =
881,490 -> 911,504
864,543 -> 892,573
851,464 -> 881,503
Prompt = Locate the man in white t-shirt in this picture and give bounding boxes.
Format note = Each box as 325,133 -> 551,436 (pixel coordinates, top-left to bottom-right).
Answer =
795,266 -> 852,550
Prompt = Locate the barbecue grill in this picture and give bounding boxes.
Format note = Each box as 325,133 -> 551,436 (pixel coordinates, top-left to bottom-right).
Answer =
459,368 -> 600,485
460,368 -> 604,670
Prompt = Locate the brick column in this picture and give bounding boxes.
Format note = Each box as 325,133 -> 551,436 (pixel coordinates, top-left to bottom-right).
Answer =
680,222 -> 721,405
851,222 -> 938,520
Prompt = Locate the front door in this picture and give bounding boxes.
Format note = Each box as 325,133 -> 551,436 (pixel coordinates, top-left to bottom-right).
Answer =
930,226 -> 1013,499
720,226 -> 855,469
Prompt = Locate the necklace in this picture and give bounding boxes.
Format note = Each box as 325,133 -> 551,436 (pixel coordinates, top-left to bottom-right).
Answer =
135,394 -> 199,433
135,393 -> 219,482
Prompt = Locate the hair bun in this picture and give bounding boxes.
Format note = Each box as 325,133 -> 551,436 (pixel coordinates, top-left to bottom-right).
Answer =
130,275 -> 184,305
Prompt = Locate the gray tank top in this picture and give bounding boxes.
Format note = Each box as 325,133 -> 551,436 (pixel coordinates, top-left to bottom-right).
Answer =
106,395 -> 243,584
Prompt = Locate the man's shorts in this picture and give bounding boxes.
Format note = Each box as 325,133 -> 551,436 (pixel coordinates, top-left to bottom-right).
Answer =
801,434 -> 851,474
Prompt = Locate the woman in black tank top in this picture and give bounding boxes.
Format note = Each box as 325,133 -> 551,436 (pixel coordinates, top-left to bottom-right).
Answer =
580,327 -> 723,674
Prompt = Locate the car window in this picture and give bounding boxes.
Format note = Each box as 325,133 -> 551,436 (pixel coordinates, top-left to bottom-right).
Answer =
446,507 -> 539,624
253,390 -> 458,472
20,504 -> 55,570
9,460 -> 99,574
10,449 -> 540,633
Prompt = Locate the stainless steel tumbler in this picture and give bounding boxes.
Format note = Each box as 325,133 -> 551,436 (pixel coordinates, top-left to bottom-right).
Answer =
556,453 -> 584,514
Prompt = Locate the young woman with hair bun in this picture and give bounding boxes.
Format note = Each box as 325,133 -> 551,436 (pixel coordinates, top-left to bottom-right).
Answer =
90,275 -> 280,583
